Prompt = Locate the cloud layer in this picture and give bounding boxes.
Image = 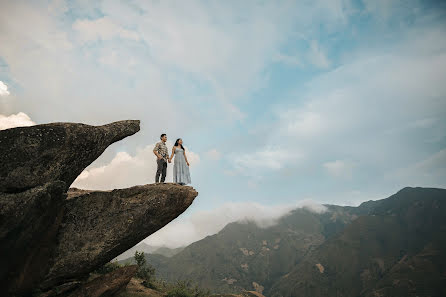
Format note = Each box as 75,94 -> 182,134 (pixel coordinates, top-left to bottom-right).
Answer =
144,199 -> 327,248
0,81 -> 10,96
0,112 -> 35,130
1,0 -> 445,248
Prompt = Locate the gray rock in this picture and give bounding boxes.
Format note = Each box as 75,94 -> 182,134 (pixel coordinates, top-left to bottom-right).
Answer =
40,265 -> 138,297
0,120 -> 199,296
0,120 -> 140,193
0,181 -> 66,296
66,265 -> 138,297
43,184 -> 198,288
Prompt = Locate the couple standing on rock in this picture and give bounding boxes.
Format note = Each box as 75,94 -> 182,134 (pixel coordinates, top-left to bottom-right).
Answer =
153,133 -> 191,185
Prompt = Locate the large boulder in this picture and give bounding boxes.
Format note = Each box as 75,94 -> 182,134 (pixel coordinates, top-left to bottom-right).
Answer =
118,278 -> 165,297
0,181 -> 66,295
66,265 -> 138,297
43,184 -> 198,288
0,120 -> 140,193
210,292 -> 266,297
0,120 -> 198,297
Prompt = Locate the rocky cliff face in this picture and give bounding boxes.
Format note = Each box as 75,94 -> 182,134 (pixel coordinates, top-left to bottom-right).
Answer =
43,184 -> 197,289
0,120 -> 198,297
66,265 -> 139,297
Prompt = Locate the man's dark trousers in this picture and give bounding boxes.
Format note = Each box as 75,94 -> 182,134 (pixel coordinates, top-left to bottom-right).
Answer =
156,158 -> 167,183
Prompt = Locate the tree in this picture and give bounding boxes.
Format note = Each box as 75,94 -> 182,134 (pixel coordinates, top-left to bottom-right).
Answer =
134,250 -> 156,288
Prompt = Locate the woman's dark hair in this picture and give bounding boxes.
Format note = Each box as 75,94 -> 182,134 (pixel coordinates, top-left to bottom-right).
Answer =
174,138 -> 185,150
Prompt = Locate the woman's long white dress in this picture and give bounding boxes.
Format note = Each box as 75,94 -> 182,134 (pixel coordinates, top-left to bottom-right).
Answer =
173,147 -> 191,185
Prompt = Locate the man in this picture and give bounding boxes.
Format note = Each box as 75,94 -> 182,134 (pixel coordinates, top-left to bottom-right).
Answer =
153,133 -> 169,183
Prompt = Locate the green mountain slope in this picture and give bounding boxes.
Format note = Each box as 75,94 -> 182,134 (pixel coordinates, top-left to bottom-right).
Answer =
122,203 -> 362,293
269,187 -> 446,297
115,242 -> 184,261
120,187 -> 446,296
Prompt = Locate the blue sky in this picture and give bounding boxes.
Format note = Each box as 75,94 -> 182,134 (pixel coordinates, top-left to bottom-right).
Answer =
1,0 -> 446,247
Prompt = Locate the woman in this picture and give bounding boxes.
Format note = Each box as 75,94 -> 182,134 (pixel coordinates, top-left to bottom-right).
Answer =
168,138 -> 191,185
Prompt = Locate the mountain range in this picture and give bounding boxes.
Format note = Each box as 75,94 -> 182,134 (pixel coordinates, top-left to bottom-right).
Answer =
120,187 -> 446,297
115,242 -> 185,261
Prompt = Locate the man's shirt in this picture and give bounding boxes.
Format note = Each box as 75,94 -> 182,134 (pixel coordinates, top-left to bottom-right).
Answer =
154,141 -> 169,161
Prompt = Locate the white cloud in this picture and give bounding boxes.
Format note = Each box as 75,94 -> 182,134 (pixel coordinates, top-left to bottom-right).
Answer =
0,112 -> 36,130
408,117 -> 437,129
0,81 -> 10,96
232,147 -> 303,172
323,160 -> 356,178
98,50 -> 118,66
2,0 -> 445,211
362,0 -> 398,20
125,1 -> 296,118
271,29 -> 446,167
144,199 -> 327,248
273,52 -> 301,67
97,0 -> 354,117
281,110 -> 325,137
0,0 -> 74,114
205,148 -> 222,161
0,0 -> 364,128
226,25 -> 446,195
48,0 -> 69,15
275,39 -> 330,69
386,148 -> 446,188
73,16 -> 140,43
72,141 -> 200,190
298,199 -> 329,214
308,40 -> 330,68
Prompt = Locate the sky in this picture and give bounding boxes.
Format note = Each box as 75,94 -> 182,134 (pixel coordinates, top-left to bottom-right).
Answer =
1,0 -> 446,248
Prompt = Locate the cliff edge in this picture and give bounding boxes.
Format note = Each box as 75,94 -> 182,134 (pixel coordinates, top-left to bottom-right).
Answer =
0,120 -> 198,296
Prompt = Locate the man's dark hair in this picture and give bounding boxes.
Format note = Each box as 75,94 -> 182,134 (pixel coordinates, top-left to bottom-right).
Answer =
160,133 -> 166,140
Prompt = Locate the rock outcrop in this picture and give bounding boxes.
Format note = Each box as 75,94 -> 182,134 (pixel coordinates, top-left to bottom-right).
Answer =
0,181 -> 67,295
118,278 -> 164,297
210,291 -> 266,297
0,120 -> 140,193
0,120 -> 198,297
43,184 -> 197,288
66,265 -> 138,297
